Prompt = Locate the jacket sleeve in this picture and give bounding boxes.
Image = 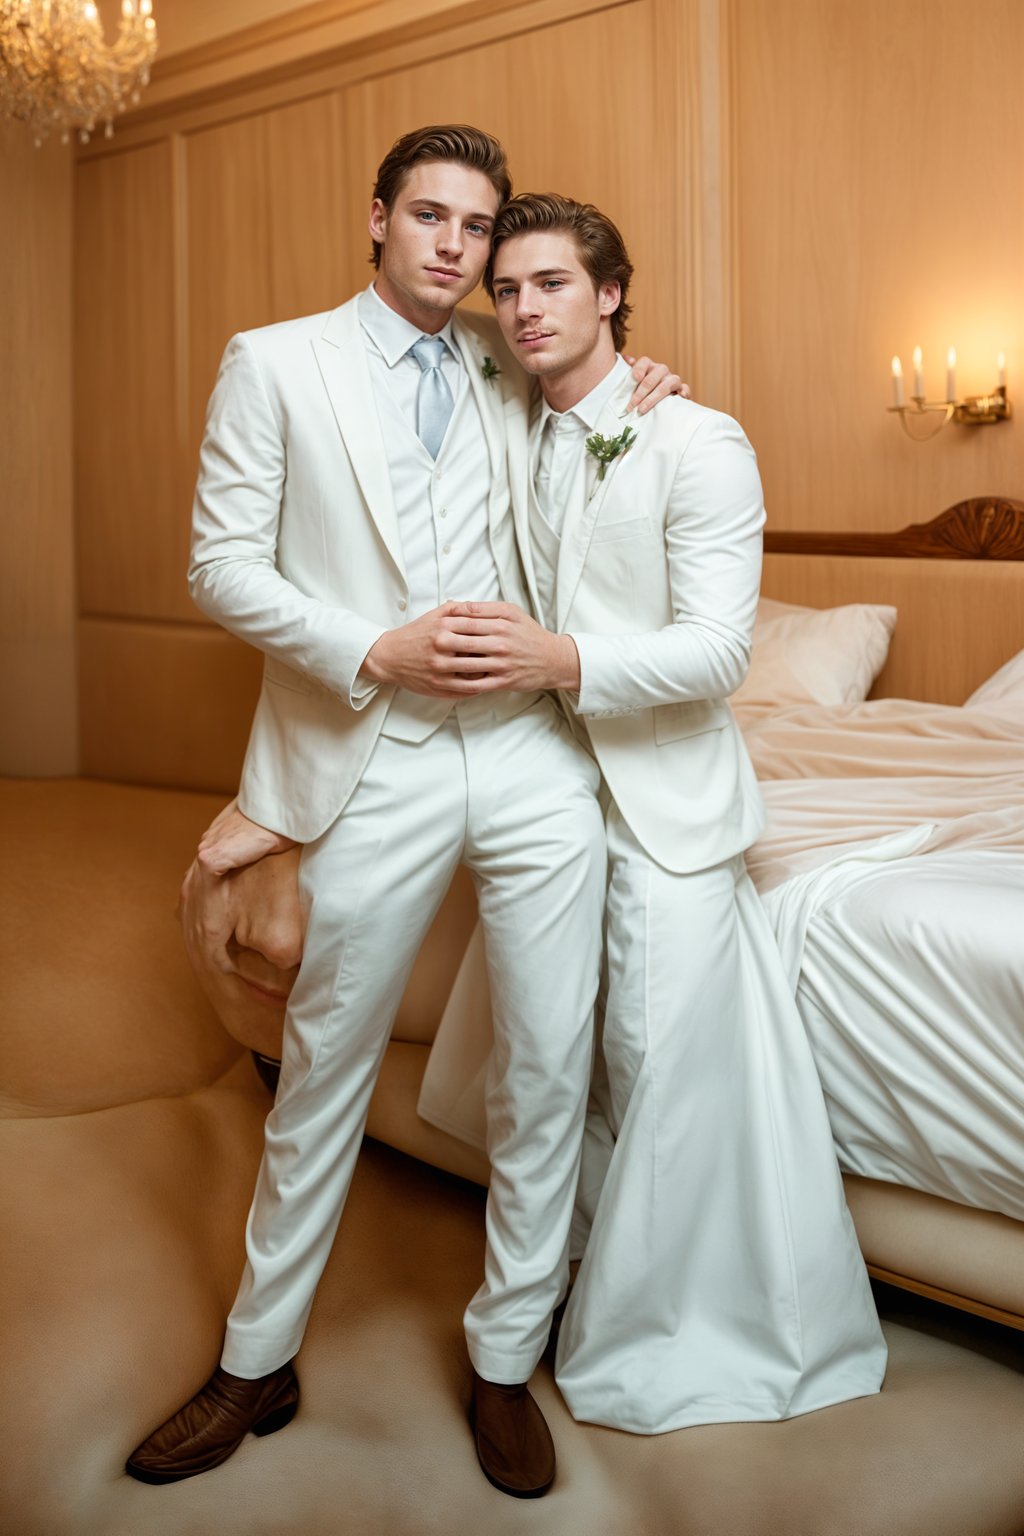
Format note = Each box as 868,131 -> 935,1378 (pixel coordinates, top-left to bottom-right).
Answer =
187,332 -> 385,705
569,411 -> 764,716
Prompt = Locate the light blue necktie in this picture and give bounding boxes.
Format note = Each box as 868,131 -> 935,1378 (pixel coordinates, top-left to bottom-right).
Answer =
410,335 -> 455,459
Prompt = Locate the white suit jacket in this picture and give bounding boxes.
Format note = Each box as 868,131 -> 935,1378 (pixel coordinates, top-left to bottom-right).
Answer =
188,297 -> 524,842
506,370 -> 767,874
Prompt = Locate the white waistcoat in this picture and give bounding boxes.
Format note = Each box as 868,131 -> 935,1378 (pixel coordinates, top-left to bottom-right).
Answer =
371,355 -> 502,743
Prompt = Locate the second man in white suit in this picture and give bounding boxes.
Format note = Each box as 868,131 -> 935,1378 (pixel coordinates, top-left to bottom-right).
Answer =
437,192 -> 889,1431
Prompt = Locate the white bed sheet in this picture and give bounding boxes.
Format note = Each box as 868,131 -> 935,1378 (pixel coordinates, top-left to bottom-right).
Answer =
740,695 -> 1024,1222
789,849 -> 1024,1220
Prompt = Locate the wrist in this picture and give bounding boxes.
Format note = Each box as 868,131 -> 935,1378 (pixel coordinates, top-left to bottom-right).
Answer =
360,633 -> 390,685
553,633 -> 581,691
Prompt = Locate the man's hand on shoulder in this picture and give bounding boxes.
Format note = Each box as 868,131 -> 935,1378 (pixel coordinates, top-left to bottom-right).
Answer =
197,800 -> 298,877
624,355 -> 692,416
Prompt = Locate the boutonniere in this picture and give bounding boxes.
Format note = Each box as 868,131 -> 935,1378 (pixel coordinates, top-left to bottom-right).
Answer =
481,356 -> 501,387
585,424 -> 636,481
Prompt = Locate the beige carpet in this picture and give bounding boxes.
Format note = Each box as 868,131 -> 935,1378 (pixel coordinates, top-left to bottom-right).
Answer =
2,779 -> 1024,1536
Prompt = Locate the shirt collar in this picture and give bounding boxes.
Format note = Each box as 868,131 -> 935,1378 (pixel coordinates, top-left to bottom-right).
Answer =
537,353 -> 631,437
359,283 -> 460,368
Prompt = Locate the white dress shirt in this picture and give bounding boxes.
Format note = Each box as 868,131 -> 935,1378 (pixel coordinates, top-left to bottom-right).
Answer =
361,282 -> 462,433
533,355 -> 632,521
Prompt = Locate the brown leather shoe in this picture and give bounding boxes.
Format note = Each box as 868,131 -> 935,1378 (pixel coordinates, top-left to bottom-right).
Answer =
125,1361 -> 298,1484
470,1370 -> 556,1499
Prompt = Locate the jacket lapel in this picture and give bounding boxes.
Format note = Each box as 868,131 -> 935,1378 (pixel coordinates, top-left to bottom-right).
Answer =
556,374 -> 639,630
311,298 -> 404,579
506,389 -> 543,617
454,314 -> 506,531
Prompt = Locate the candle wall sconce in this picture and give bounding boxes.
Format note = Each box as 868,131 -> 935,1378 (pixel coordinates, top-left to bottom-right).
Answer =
888,348 -> 1012,442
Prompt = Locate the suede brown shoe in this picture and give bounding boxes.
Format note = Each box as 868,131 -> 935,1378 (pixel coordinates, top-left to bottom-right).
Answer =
125,1361 -> 298,1484
470,1369 -> 556,1499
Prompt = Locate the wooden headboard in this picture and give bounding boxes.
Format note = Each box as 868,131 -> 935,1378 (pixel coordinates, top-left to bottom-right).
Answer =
761,498 -> 1024,705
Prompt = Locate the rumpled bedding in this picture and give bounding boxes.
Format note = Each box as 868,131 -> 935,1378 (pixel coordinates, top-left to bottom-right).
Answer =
736,697 -> 1024,1220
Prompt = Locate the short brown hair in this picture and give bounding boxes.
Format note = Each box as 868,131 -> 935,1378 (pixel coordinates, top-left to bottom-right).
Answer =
485,193 -> 634,352
369,124 -> 512,269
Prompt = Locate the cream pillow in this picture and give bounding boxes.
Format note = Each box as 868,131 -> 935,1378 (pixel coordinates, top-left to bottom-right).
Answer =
732,596 -> 897,712
964,649 -> 1024,709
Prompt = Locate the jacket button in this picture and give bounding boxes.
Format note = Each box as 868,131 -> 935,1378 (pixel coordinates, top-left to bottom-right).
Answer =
397,598 -> 407,612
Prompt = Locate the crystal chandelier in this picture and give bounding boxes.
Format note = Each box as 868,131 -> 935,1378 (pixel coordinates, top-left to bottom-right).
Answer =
0,0 -> 158,146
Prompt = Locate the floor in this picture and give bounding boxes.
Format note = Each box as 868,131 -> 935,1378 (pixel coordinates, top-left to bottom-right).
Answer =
3,778 -> 1024,1536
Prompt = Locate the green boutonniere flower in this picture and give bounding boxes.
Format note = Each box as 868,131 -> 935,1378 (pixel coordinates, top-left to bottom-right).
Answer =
481,356 -> 501,387
585,424 -> 636,481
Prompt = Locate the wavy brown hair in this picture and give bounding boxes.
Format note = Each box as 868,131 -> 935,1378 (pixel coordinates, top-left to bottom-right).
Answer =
485,192 -> 634,352
370,124 -> 512,269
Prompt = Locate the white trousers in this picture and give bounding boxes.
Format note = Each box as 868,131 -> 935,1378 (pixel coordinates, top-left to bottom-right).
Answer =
221,695 -> 605,1384
555,805 -> 888,1433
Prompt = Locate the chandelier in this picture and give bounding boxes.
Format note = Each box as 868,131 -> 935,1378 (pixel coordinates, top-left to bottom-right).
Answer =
0,0 -> 158,146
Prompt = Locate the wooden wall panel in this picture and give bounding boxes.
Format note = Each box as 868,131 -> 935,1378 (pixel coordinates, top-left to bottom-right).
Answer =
75,141 -> 187,623
761,554 -> 1024,705
78,620 -> 262,792
185,116 -> 276,463
0,128 -> 77,775
265,93 -> 350,319
736,0 -> 1024,533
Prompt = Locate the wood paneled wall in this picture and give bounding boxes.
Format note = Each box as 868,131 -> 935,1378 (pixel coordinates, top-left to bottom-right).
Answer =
71,0 -> 1022,791
735,0 -> 1024,532
1,128 -> 77,776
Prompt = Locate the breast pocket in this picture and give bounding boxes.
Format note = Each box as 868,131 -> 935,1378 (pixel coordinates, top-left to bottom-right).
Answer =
590,515 -> 653,545
653,700 -> 730,745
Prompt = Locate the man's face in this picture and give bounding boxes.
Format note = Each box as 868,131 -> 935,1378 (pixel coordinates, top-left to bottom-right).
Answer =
369,160 -> 499,331
490,229 -> 620,382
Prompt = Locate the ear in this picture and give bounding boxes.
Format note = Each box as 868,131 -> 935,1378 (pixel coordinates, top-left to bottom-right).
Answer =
368,196 -> 388,247
598,280 -> 621,319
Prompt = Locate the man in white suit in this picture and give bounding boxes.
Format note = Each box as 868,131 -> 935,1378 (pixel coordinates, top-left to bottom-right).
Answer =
433,192 -> 889,1431
126,127 -> 679,1497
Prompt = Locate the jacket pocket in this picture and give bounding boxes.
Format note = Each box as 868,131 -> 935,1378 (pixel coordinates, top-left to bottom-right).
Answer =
264,658 -> 315,696
653,700 -> 730,745
590,515 -> 653,545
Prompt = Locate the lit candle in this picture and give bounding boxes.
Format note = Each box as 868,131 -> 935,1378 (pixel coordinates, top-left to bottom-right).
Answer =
946,347 -> 956,403
891,355 -> 905,408
997,351 -> 1006,389
912,345 -> 924,400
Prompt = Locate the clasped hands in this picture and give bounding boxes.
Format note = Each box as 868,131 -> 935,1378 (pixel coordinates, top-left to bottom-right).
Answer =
361,600 -> 578,698
197,603 -> 571,876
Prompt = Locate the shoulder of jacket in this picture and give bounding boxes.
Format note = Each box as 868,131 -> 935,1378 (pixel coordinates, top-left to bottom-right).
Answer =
641,396 -> 751,454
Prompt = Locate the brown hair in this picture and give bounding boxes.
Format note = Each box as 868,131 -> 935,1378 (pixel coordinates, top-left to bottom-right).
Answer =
369,124 -> 512,269
485,193 -> 634,351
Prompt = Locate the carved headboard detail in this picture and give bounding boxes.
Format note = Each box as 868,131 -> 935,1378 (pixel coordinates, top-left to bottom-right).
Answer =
764,497 -> 1024,560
